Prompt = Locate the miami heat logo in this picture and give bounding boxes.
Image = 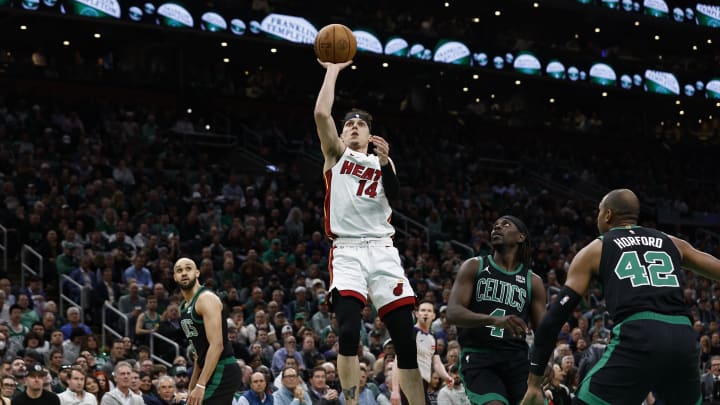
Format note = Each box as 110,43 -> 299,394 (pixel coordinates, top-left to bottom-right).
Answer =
393,280 -> 403,296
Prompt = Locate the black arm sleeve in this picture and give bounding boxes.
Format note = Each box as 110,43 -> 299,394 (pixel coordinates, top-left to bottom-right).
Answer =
529,286 -> 582,376
381,163 -> 399,200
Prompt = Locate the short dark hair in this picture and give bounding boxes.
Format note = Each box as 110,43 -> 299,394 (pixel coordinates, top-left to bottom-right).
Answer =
341,108 -> 373,131
311,366 -> 326,378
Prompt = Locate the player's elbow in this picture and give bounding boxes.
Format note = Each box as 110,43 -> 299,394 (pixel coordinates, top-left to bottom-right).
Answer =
445,305 -> 461,325
314,107 -> 331,121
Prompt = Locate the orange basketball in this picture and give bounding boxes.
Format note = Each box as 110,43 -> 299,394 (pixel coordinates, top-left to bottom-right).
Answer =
314,24 -> 357,64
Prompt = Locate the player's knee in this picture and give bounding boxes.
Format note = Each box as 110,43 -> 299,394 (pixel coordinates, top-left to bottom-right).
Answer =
382,304 -> 418,369
333,292 -> 363,356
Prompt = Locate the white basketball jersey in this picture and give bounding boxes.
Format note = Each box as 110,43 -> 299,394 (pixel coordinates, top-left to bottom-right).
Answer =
324,148 -> 394,239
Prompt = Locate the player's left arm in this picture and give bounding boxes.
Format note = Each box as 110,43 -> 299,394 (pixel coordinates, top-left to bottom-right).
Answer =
526,240 -> 600,388
529,273 -> 547,332
372,136 -> 399,200
189,292 -> 226,402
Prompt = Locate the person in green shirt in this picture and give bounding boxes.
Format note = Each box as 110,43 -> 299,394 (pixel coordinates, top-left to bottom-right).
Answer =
55,242 -> 79,277
261,239 -> 287,271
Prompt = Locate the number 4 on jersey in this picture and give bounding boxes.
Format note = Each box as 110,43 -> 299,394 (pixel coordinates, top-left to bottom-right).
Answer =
614,251 -> 679,288
486,308 -> 506,338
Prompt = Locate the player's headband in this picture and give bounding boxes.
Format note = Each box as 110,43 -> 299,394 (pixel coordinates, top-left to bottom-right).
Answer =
341,112 -> 372,131
500,215 -> 529,240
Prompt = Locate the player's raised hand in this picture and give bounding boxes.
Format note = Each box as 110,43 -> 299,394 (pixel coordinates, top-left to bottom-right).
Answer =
316,59 -> 353,70
370,135 -> 390,165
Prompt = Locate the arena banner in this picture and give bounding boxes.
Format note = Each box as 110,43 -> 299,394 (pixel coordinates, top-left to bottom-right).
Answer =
473,52 -> 488,67
230,18 -> 246,35
706,79 -> 720,99
353,29 -> 383,54
513,52 -> 542,76
22,0 -> 39,9
643,0 -> 670,17
201,11 -> 227,32
620,74 -> 633,89
589,63 -> 617,86
408,44 -> 431,60
545,60 -> 566,79
601,0 -> 620,9
68,0 -> 121,17
384,37 -> 409,57
644,69 -> 680,95
260,14 -> 316,44
433,40 -> 471,65
696,4 -> 720,27
157,2 -> 193,27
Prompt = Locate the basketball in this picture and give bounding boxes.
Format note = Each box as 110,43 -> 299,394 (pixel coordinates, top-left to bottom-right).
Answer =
314,24 -> 357,63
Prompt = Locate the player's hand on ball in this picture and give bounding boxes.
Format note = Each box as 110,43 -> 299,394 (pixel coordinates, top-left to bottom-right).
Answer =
370,135 -> 390,165
316,59 -> 353,70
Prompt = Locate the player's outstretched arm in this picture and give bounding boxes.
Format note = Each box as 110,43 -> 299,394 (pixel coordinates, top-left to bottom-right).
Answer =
671,235 -> 720,280
314,60 -> 352,164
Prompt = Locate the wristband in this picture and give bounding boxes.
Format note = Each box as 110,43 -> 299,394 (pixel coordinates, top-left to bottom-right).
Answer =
195,384 -> 206,390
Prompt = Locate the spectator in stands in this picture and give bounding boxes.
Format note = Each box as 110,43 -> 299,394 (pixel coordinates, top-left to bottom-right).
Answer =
233,371 -> 271,405
1,375 -> 16,404
287,287 -> 312,321
84,375 -> 101,403
301,336 -> 325,378
247,310 -> 277,344
17,293 -> 40,330
308,367 -> 341,405
60,307 -> 92,340
68,256 -> 97,312
58,365 -> 96,405
14,364 -> 60,404
8,305 -> 29,356
100,340 -> 126,374
118,280 -> 146,319
144,375 -> 178,405
56,242 -> 80,277
310,294 -> 330,333
0,291 -> 9,324
272,336 -> 304,377
62,327 -> 86,365
436,364 -> 469,405
273,366 -> 311,405
134,295 -> 160,346
95,267 -> 121,310
123,256 -> 153,293
100,361 -> 143,405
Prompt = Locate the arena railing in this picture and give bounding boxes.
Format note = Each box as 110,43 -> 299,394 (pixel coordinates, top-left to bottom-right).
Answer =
0,225 -> 6,273
58,275 -> 87,324
101,301 -> 129,348
149,332 -> 180,368
450,240 -> 475,259
20,245 -> 43,289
